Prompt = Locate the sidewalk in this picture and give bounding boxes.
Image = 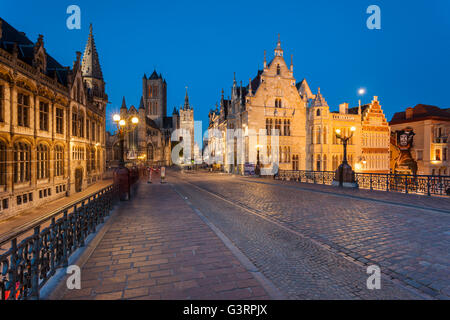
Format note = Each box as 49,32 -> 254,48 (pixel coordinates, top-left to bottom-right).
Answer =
62,181 -> 271,300
0,179 -> 113,240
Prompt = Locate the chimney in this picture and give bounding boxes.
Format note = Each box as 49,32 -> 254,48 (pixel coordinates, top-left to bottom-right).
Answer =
339,103 -> 349,114
405,107 -> 414,120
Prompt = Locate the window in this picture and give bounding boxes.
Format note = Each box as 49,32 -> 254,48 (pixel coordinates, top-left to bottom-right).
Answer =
284,120 -> 291,136
87,148 -> 91,172
277,64 -> 281,75
39,101 -> 49,131
0,141 -> 6,186
316,155 -> 321,171
275,119 -> 281,135
436,149 -> 441,161
91,122 -> 96,141
56,108 -> 64,134
37,144 -> 49,179
0,85 -> 4,122
316,109 -> 321,117
275,99 -> 282,108
323,155 -> 327,171
14,142 -> 31,183
18,93 -> 30,127
316,127 -> 321,144
72,112 -> 78,136
55,145 -> 64,176
444,148 -> 448,161
91,148 -> 96,171
78,113 -> 84,138
86,119 -> 90,140
323,127 -> 328,144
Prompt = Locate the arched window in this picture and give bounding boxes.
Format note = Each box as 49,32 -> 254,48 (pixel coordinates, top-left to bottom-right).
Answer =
97,149 -> 100,170
37,144 -> 49,179
0,141 -> 6,186
316,127 -> 321,144
147,144 -> 154,161
14,142 -> 31,183
91,148 -> 96,171
316,154 -> 321,171
323,127 -> 328,145
87,147 -> 92,172
55,145 -> 64,177
316,109 -> 321,117
323,155 -> 327,171
277,64 -> 281,75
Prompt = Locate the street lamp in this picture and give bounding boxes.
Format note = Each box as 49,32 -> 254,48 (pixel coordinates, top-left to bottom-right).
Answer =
113,114 -> 139,200
333,127 -> 358,188
113,114 -> 139,167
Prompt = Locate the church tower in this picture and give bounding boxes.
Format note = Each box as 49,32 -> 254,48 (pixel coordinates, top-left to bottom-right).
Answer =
143,70 -> 167,128
179,88 -> 195,161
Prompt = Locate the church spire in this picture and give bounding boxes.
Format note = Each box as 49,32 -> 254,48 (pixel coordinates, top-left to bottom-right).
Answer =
274,33 -> 283,57
81,24 -> 103,80
121,96 -> 127,110
184,86 -> 190,110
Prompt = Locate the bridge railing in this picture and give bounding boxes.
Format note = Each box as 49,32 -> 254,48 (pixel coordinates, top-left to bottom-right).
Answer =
0,184 -> 118,300
277,170 -> 450,197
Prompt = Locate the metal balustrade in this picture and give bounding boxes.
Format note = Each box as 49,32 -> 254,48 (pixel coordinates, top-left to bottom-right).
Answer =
0,184 -> 118,300
277,170 -> 450,197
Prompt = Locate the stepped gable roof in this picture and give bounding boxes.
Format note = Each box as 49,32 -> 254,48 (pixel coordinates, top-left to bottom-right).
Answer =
390,104 -> 450,124
0,17 -> 69,85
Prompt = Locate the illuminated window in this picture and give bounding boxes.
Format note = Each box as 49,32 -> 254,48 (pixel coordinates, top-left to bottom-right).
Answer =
18,93 -> 30,127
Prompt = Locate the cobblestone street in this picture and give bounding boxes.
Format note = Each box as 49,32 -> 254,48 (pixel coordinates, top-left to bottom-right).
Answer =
60,170 -> 450,300
171,171 -> 450,299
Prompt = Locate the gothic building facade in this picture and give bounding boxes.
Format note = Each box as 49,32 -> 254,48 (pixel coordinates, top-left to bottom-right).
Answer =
207,37 -> 390,174
0,18 -> 107,219
106,72 -> 195,167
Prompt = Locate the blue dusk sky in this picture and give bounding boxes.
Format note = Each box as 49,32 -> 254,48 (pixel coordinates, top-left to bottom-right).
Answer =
1,0 -> 449,144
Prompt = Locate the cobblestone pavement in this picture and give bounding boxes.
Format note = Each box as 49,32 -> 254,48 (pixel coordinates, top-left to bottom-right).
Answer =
63,181 -> 270,300
172,171 -> 450,299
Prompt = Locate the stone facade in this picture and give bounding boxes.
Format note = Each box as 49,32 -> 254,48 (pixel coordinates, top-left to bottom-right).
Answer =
0,19 -> 107,219
390,104 -> 450,175
207,37 -> 390,174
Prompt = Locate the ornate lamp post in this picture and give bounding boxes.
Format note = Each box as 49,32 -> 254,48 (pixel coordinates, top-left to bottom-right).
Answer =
332,127 -> 358,188
112,114 -> 139,200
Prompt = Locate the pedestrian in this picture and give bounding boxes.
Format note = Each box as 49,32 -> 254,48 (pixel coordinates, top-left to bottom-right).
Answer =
147,166 -> 152,184
161,166 -> 166,184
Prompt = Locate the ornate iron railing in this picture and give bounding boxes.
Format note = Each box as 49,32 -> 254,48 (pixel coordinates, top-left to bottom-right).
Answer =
0,184 -> 118,300
277,170 -> 450,197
